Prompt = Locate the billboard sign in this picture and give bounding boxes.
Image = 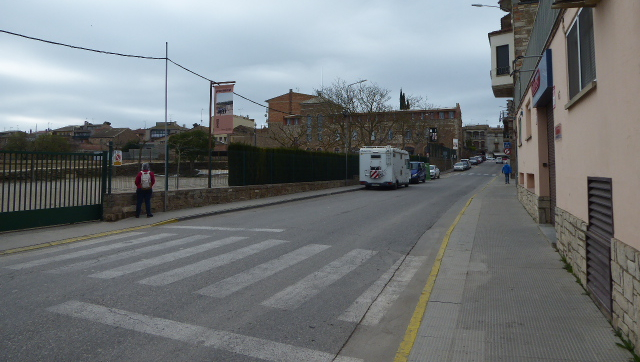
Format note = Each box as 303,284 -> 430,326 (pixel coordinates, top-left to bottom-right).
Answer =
213,84 -> 234,135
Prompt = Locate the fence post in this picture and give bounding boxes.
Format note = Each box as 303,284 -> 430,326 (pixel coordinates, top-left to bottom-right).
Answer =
108,142 -> 113,194
101,150 -> 108,197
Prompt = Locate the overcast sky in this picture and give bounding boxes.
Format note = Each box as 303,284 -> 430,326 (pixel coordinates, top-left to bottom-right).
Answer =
0,0 -> 508,134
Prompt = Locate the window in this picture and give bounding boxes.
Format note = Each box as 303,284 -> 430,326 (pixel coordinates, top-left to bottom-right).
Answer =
525,102 -> 532,140
517,112 -> 523,145
496,44 -> 510,75
567,8 -> 596,99
439,112 -> 445,119
388,130 -> 394,140
449,111 -> 455,119
405,130 -> 412,139
317,115 -> 323,141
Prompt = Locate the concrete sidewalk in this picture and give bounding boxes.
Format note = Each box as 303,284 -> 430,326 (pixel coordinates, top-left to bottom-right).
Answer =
0,185 -> 362,254
408,178 -> 631,361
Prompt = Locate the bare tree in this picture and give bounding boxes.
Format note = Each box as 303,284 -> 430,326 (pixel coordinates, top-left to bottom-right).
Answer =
267,122 -> 308,149
315,79 -> 396,151
405,94 -> 437,110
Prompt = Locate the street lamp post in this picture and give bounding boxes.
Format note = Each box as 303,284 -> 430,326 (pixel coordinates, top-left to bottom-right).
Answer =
344,79 -> 367,185
471,4 -> 507,10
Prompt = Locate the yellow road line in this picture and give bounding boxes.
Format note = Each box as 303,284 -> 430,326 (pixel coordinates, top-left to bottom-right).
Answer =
0,219 -> 179,256
393,176 -> 496,362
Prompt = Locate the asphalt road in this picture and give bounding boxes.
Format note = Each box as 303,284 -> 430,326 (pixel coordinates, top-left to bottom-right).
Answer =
0,162 -> 503,362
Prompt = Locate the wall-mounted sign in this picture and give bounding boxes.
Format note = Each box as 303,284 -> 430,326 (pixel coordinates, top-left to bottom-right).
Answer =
533,49 -> 553,108
113,150 -> 122,166
555,123 -> 562,140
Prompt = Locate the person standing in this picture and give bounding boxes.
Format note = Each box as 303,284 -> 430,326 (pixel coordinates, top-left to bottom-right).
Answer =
502,161 -> 512,184
135,163 -> 156,218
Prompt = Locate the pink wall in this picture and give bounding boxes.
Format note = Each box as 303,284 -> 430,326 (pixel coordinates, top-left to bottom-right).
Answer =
516,2 -> 640,247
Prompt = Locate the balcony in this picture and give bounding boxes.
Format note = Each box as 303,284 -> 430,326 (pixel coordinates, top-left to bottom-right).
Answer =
489,29 -> 514,98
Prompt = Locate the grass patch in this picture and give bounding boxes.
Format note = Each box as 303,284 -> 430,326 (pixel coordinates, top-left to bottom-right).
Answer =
559,255 -> 583,287
614,330 -> 640,361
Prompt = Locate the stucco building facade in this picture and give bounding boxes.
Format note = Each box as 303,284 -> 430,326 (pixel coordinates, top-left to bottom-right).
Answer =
487,0 -> 640,352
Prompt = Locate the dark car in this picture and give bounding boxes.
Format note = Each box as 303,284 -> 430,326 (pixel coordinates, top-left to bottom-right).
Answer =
409,161 -> 427,183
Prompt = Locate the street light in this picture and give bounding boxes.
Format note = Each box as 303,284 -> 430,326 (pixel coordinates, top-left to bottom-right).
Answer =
472,3 -> 500,8
471,3 -> 507,10
344,79 -> 367,185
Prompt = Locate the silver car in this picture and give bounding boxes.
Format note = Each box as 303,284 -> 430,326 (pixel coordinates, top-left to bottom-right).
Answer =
430,164 -> 440,179
454,162 -> 466,171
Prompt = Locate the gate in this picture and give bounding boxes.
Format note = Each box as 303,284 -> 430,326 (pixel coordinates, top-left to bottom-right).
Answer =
585,177 -> 614,315
0,150 -> 110,232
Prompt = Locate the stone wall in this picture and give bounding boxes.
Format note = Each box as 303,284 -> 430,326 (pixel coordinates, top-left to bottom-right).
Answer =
611,237 -> 640,351
555,207 -> 640,354
517,185 -> 550,224
103,179 -> 359,221
555,207 -> 588,285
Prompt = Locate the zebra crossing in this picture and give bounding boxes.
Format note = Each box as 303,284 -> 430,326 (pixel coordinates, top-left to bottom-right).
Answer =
3,225 -> 427,361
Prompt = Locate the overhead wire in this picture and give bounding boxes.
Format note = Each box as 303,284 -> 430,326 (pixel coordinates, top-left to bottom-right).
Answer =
0,29 -> 295,116
0,29 -> 165,60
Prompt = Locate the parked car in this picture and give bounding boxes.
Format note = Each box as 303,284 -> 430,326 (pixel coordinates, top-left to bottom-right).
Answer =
469,157 -> 478,165
496,157 -> 504,164
409,161 -> 427,183
430,164 -> 440,179
460,159 -> 471,169
454,162 -> 466,171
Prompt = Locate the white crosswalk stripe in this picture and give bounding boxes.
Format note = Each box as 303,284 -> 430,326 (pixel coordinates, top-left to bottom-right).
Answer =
138,239 -> 289,286
338,258 -> 403,323
196,244 -> 330,298
48,300 -> 363,362
88,236 -> 247,279
163,225 -> 284,233
5,233 -> 175,270
261,249 -> 377,310
46,234 -> 211,274
357,256 -> 425,326
2,232 -> 147,261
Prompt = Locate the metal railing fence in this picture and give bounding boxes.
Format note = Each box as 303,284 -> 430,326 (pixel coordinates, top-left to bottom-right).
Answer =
1,150 -> 107,213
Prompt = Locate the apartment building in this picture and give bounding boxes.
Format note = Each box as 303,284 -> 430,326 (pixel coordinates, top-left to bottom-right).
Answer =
486,0 -> 640,351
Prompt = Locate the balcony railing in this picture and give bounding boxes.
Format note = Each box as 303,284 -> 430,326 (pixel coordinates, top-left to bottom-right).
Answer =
496,65 -> 511,76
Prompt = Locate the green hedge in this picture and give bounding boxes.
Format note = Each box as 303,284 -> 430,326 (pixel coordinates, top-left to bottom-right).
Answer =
228,144 -> 358,186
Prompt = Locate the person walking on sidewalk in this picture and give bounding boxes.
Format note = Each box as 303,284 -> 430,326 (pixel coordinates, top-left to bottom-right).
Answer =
135,163 -> 156,218
502,161 -> 512,184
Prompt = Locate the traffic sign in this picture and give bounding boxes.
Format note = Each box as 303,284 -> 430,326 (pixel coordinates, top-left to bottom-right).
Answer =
504,148 -> 511,155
